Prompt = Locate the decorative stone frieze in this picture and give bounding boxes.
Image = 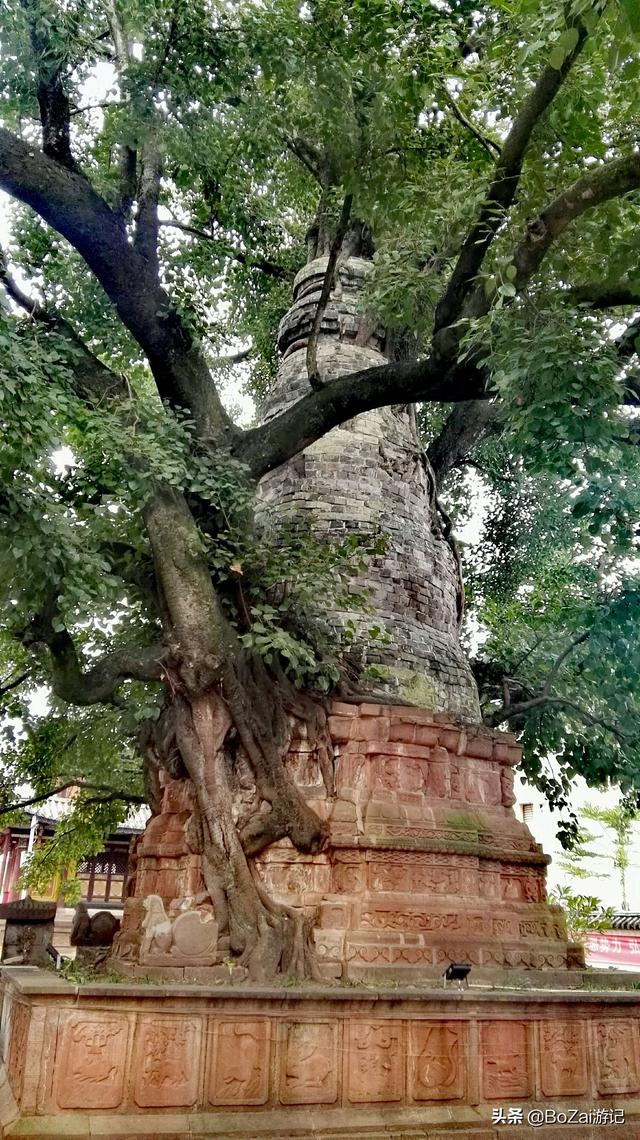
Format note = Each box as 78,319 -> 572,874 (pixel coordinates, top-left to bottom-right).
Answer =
3,969 -> 640,1138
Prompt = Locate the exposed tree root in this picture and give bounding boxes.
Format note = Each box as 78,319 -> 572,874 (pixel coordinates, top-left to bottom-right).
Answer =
144,650 -> 333,981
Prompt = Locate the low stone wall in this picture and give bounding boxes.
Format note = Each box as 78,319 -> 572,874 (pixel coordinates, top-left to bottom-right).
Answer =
2,967 -> 640,1138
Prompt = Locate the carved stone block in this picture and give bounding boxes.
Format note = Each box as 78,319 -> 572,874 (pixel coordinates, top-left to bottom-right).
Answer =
6,1001 -> 30,1101
114,700 -> 576,983
409,1021 -> 464,1101
56,1014 -> 128,1109
209,1019 -> 271,1105
0,898 -> 56,967
595,1020 -> 640,1095
482,1021 -> 531,1100
539,1021 -> 588,1097
133,1015 -> 201,1107
280,1021 -> 339,1104
332,860 -> 365,895
347,1020 -> 403,1102
139,895 -> 218,966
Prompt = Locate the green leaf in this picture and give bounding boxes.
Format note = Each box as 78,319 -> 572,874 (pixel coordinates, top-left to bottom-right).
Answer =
620,0 -> 640,36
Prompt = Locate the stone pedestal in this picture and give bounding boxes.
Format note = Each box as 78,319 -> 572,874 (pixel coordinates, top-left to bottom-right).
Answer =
0,901 -> 56,968
257,701 -> 576,980
113,701 -> 578,983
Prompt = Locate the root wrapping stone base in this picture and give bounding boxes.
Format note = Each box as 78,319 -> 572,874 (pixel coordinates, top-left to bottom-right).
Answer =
3,968 -> 640,1139
113,704 -> 579,981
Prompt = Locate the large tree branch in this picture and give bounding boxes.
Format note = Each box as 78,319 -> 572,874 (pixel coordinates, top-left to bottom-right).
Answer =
0,248 -> 127,403
541,631 -> 590,696
22,599 -> 164,704
47,636 -> 165,705
615,314 -> 640,363
484,629 -> 627,743
0,128 -> 231,439
102,0 -> 138,221
306,193 -> 353,389
0,670 -> 31,703
134,141 -> 162,276
568,281 -> 640,309
623,375 -> 640,406
285,136 -> 325,183
235,354 -> 488,479
433,15 -> 588,351
437,81 -> 501,158
427,399 -> 501,484
511,154 -> 640,291
19,0 -> 77,170
0,782 -> 145,819
486,694 -> 628,743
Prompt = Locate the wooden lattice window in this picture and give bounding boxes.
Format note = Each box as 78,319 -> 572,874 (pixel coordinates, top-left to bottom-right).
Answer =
76,844 -> 130,904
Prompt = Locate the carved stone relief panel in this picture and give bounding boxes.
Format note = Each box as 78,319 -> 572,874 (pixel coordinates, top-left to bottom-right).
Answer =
409,1021 -> 465,1101
209,1019 -> 271,1105
333,860 -> 366,894
280,1021 -> 338,1104
372,756 -> 427,796
133,1016 -> 201,1107
539,1021 -> 588,1097
492,918 -> 517,940
268,863 -> 315,896
368,862 -> 462,895
347,1020 -> 404,1103
368,863 -> 411,893
361,908 -> 462,933
595,1020 -> 640,1095
481,1022 -> 531,1100
56,1014 -> 128,1110
479,872 -> 501,900
463,763 -> 501,806
6,1001 -> 30,1102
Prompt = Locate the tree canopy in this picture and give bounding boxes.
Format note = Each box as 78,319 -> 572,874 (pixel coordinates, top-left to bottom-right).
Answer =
0,0 -> 639,900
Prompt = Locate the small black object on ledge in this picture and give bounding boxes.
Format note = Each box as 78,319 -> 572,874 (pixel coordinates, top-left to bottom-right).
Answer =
443,963 -> 471,990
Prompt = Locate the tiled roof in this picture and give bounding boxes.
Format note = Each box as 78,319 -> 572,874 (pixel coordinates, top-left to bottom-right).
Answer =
610,913 -> 640,930
26,796 -> 149,833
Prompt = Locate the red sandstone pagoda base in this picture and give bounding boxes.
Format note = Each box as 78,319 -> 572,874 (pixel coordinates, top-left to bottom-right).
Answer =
8,701 -> 628,1137
113,701 -> 580,982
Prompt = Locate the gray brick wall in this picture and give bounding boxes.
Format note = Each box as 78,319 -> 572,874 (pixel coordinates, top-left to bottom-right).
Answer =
257,256 -> 481,723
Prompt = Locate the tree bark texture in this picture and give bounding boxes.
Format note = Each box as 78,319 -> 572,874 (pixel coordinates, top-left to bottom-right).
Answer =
136,485 -> 332,980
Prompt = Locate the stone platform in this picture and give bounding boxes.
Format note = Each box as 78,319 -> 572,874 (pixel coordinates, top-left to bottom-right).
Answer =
2,968 -> 640,1138
114,702 -> 579,981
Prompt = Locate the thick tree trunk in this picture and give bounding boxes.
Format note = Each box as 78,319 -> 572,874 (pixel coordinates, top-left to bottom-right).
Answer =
140,484 -> 331,980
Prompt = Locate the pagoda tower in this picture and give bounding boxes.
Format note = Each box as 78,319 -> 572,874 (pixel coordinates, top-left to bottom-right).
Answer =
257,254 -> 480,722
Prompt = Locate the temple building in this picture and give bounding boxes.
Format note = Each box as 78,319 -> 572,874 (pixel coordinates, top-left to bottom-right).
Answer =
0,789 -> 145,951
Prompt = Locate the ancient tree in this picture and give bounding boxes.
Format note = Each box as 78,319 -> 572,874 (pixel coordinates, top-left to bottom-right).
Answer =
0,0 -> 640,974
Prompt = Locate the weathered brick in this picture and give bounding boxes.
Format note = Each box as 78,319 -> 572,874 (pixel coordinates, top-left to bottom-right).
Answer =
388,722 -> 416,743
354,716 -> 390,742
359,703 -> 384,717
329,700 -> 359,717
256,255 -> 482,723
363,741 -> 432,759
439,728 -> 462,752
494,740 -> 522,765
414,725 -> 440,747
328,716 -> 355,742
465,734 -> 494,760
